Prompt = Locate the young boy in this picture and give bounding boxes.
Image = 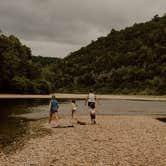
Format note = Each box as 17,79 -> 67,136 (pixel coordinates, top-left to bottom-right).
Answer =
85,89 -> 97,124
49,95 -> 59,124
71,100 -> 77,120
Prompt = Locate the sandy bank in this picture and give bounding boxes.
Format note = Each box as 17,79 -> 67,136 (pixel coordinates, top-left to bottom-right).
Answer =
0,115 -> 166,166
0,93 -> 166,101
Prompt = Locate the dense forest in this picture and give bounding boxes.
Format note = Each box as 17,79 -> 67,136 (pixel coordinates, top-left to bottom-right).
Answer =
0,34 -> 59,94
0,15 -> 166,94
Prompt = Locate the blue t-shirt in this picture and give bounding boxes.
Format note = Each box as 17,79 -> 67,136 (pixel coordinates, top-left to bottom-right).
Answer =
50,99 -> 58,111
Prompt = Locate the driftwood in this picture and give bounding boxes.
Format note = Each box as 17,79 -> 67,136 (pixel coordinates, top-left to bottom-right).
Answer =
77,120 -> 86,125
52,125 -> 74,128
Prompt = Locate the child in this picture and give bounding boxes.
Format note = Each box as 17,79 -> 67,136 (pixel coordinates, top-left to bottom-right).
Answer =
49,95 -> 59,124
85,89 -> 97,124
71,100 -> 77,120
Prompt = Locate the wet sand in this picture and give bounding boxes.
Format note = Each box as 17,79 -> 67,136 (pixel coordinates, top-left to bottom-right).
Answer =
0,115 -> 166,166
0,93 -> 166,101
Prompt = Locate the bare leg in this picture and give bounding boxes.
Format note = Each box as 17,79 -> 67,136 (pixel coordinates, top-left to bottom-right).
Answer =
90,109 -> 96,124
91,118 -> 93,124
90,110 -> 94,124
49,113 -> 53,124
54,112 -> 59,121
93,111 -> 96,124
72,110 -> 74,119
73,111 -> 77,120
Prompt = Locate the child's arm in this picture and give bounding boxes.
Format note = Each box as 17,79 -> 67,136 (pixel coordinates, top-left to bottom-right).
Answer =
85,96 -> 88,105
71,103 -> 74,109
49,102 -> 51,112
95,95 -> 99,104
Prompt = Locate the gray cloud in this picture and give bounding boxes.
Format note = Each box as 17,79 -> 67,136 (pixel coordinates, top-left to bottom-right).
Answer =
0,0 -> 165,57
21,40 -> 82,57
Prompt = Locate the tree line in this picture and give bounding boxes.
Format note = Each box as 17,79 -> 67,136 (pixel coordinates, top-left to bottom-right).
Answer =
0,34 -> 60,94
0,14 -> 166,94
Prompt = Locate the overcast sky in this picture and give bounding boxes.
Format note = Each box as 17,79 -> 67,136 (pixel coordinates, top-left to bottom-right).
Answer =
0,0 -> 165,57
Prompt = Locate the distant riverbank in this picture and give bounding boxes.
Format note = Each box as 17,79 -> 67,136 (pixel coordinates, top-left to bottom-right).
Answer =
0,93 -> 166,101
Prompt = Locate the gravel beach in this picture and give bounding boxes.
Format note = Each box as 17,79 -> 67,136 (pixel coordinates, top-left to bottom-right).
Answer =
0,115 -> 166,166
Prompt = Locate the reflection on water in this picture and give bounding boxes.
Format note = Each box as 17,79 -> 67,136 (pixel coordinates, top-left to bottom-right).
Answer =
0,99 -> 49,147
0,99 -> 166,146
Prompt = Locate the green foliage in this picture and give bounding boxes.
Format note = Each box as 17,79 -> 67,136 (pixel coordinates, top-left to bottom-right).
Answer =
10,76 -> 33,93
0,14 -> 166,95
33,79 -> 52,94
0,34 -> 59,94
0,34 -> 32,92
32,56 -> 60,66
53,14 -> 166,95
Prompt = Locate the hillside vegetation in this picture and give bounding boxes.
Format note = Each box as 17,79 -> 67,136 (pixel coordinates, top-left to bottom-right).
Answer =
0,15 -> 165,94
58,14 -> 166,94
0,34 -> 60,94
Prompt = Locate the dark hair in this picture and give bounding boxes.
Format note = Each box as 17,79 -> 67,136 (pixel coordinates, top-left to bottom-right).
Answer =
89,89 -> 93,93
72,100 -> 76,103
52,95 -> 56,99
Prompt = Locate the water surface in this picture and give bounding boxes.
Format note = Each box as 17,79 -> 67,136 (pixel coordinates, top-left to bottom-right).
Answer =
0,99 -> 166,145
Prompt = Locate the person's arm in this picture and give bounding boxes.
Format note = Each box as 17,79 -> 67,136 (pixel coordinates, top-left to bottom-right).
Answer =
49,102 -> 51,112
95,95 -> 99,104
95,95 -> 97,100
75,103 -> 77,108
71,103 -> 74,109
85,96 -> 88,105
57,102 -> 59,109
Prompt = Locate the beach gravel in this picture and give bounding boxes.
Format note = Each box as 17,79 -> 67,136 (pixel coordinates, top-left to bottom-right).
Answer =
0,116 -> 166,166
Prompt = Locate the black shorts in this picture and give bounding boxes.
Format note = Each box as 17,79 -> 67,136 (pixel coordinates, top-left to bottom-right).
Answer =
50,109 -> 58,114
88,102 -> 95,109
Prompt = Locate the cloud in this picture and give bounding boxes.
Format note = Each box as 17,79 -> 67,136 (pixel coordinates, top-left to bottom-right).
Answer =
21,40 -> 82,57
0,0 -> 165,57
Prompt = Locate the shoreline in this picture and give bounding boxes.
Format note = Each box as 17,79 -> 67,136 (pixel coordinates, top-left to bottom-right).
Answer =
0,115 -> 166,165
0,93 -> 166,101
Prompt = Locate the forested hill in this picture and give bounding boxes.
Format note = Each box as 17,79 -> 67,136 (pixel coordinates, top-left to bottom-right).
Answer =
32,56 -> 61,66
59,14 -> 166,94
0,34 -> 60,94
0,15 -> 166,94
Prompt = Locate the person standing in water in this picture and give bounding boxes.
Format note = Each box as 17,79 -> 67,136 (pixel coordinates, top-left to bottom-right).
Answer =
85,89 -> 97,124
49,95 -> 59,124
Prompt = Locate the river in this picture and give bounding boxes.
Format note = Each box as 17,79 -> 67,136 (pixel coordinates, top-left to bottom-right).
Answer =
0,98 -> 166,147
